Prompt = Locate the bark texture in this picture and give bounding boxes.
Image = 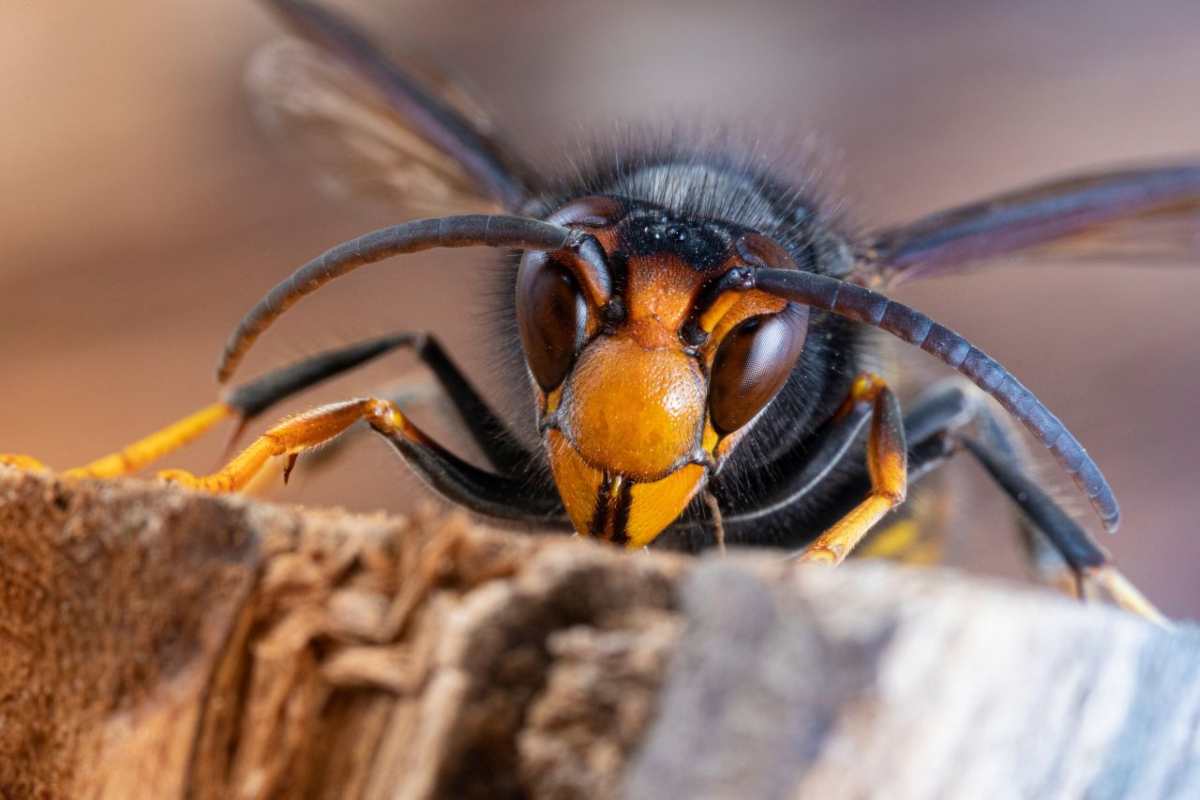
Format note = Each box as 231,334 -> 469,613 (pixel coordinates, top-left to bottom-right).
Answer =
0,467 -> 1196,799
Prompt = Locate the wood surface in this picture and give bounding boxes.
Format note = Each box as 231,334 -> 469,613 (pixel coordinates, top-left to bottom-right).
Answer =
1,467 -> 1195,799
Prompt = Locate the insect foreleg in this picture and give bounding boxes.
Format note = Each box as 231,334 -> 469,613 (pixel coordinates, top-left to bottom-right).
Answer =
797,375 -> 908,565
161,396 -> 566,526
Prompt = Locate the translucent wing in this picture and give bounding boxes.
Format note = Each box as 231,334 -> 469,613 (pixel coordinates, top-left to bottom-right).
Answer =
248,40 -> 487,213
249,0 -> 532,214
1005,209 -> 1200,266
858,164 -> 1200,287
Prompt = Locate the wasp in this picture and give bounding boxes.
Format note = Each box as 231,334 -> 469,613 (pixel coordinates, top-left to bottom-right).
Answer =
4,0 -> 1197,623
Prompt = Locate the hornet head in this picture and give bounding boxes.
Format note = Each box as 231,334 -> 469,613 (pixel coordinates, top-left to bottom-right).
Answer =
517,195 -> 809,547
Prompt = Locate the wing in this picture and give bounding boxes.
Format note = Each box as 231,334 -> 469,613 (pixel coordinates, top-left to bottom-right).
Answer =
858,163 -> 1200,287
249,0 -> 533,214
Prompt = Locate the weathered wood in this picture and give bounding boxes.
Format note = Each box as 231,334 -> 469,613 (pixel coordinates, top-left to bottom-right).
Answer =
0,468 -> 686,799
0,466 -> 1196,799
628,560 -> 1200,799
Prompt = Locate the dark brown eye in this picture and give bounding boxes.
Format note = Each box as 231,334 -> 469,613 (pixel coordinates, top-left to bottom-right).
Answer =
516,252 -> 589,391
709,306 -> 808,435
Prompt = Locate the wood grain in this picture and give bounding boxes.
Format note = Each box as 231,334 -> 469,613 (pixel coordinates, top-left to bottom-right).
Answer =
0,466 -> 1196,798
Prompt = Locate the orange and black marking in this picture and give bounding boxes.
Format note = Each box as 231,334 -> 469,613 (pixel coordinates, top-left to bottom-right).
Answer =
589,472 -> 633,545
524,196 -> 812,549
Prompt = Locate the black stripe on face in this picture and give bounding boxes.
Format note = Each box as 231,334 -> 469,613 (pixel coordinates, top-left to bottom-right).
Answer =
589,472 -> 614,539
587,472 -> 634,546
610,478 -> 633,547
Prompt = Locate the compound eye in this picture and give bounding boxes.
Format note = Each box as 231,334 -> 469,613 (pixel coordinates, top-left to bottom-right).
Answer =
708,306 -> 808,435
516,251 -> 589,391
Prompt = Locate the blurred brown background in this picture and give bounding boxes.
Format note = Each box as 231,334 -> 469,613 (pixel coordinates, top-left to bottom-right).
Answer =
2,1 -> 1198,615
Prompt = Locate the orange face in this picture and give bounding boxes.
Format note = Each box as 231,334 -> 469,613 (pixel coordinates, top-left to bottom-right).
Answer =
516,196 -> 808,548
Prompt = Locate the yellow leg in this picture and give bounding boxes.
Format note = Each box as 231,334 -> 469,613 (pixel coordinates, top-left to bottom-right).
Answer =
799,375 -> 908,566
1083,565 -> 1171,628
0,454 -> 51,471
2,403 -> 235,478
160,398 -> 411,493
68,403 -> 234,478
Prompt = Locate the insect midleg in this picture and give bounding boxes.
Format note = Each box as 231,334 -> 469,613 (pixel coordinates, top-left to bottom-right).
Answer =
161,396 -> 565,524
952,387 -> 1075,592
959,435 -> 1166,625
798,375 -> 908,565
866,381 -> 1166,624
